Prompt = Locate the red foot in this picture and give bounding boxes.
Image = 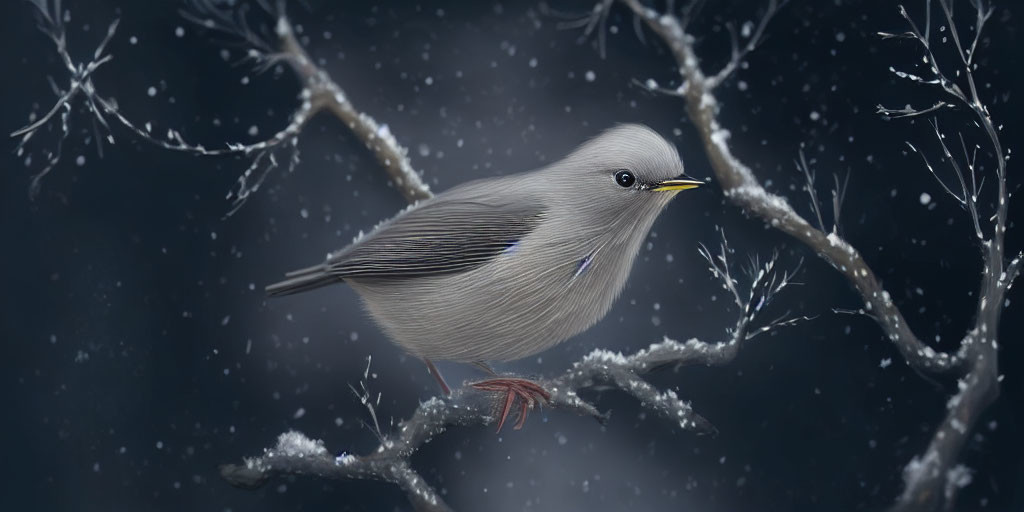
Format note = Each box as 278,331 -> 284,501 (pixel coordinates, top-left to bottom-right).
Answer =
471,378 -> 551,433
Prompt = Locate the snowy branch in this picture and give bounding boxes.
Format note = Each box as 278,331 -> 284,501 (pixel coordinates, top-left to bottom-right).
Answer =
706,0 -> 783,89
614,0 -> 961,375
592,0 -> 1015,510
11,0 -> 120,197
880,2 -> 1011,510
622,0 -> 966,372
236,2 -> 432,204
220,234 -> 804,510
610,0 -> 970,385
12,0 -> 431,212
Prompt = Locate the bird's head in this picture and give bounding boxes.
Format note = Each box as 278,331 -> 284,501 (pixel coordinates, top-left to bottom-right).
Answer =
547,124 -> 705,229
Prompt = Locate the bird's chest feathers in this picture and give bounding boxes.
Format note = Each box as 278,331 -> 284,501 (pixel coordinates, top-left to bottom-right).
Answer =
494,228 -> 638,312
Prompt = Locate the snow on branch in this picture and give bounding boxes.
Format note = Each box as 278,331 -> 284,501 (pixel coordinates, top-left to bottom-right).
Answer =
11,0 -> 120,197
220,232 -> 804,511
878,2 -> 1013,510
586,0 -> 1016,510
12,0 -> 431,212
601,0 -> 961,376
706,0 -> 783,89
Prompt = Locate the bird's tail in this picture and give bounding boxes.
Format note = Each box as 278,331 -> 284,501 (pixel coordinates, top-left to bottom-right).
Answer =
265,263 -> 338,297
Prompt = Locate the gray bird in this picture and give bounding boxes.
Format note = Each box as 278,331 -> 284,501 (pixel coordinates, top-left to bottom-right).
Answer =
267,124 -> 703,430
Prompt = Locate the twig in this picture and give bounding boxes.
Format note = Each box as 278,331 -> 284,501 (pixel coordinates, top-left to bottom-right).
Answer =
831,171 -> 849,237
599,0 -> 960,376
260,4 -> 431,204
706,0 -> 782,89
877,100 -> 951,119
583,0 -> 1015,509
885,2 -> 1011,509
12,0 -> 431,212
796,149 -> 827,233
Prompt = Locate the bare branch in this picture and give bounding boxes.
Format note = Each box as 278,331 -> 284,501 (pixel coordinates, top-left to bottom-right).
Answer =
876,100 -> 951,119
964,0 -> 994,66
634,77 -> 689,98
14,0 -> 431,210
180,0 -> 277,54
927,0 -> 1007,242
880,1 -> 1011,509
678,0 -> 708,33
182,0 -> 432,206
348,356 -> 385,441
583,0 -> 616,59
707,0 -> 782,89
697,233 -> 743,309
904,141 -> 966,206
890,4 -> 969,105
263,7 -> 432,204
926,121 -> 985,240
596,0 -> 961,375
796,149 -> 827,233
10,1 -> 119,197
831,172 -> 849,236
892,333 -> 998,512
876,30 -> 917,40
586,2 -> 1014,508
1006,252 -> 1023,288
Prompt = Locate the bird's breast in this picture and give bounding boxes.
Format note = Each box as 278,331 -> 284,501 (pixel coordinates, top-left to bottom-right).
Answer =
350,223 -> 643,363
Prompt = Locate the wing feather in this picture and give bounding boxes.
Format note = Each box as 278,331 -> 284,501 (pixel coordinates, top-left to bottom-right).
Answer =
325,199 -> 544,279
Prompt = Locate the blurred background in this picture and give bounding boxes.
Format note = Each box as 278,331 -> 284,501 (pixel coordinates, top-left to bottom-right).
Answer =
2,0 -> 1021,510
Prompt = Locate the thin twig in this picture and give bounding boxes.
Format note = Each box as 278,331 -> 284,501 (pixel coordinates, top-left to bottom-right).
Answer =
706,0 -> 782,89
886,2 -> 1011,509
602,0 -> 961,375
796,149 -> 827,232
13,0 -> 431,212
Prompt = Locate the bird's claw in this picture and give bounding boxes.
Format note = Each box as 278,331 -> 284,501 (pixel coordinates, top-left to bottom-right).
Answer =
470,378 -> 551,433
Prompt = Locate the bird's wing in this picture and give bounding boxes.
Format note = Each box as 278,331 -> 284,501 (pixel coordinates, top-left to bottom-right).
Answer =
324,198 -> 545,279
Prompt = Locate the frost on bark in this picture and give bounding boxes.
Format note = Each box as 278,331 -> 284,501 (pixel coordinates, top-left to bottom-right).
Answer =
12,0 -> 430,213
580,0 -> 1017,509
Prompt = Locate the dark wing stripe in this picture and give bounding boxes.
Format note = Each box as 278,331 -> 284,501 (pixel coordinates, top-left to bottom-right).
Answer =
324,200 -> 543,279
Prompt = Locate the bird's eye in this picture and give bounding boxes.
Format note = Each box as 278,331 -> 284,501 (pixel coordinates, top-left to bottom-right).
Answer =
614,170 -> 635,188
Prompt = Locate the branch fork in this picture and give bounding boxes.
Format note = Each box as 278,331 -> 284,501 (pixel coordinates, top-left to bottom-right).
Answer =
580,0 -> 1013,509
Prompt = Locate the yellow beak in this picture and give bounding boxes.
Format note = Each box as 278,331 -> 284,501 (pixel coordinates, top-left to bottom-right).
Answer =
651,175 -> 705,192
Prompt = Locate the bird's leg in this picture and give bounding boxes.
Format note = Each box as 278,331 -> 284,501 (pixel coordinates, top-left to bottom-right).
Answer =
423,358 -> 451,396
470,377 -> 550,433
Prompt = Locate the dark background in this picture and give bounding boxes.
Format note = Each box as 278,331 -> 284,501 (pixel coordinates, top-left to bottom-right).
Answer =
2,0 -> 1021,510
